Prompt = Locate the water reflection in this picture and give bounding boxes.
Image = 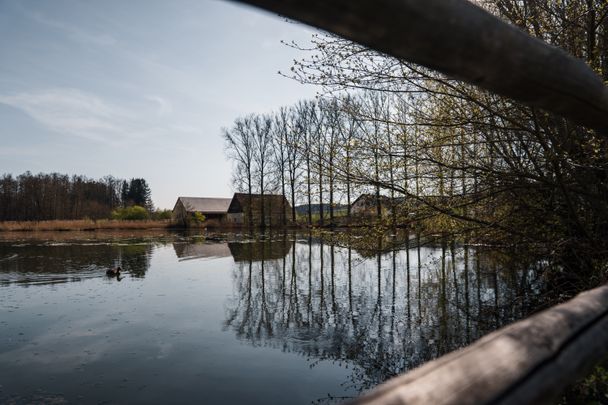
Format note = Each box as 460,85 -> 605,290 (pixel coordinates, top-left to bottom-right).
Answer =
172,239 -> 293,263
228,240 -> 292,262
0,238 -> 153,285
223,234 -> 544,392
0,231 -> 548,403
173,241 -> 232,261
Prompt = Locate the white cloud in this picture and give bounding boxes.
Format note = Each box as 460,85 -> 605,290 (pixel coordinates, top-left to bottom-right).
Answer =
0,88 -> 186,147
25,8 -> 118,47
0,89 -> 132,144
146,95 -> 173,116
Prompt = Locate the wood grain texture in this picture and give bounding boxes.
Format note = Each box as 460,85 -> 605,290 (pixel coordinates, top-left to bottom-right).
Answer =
346,285 -> 608,405
233,0 -> 608,133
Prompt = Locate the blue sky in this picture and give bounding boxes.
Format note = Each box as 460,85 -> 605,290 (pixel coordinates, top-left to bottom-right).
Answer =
0,0 -> 320,209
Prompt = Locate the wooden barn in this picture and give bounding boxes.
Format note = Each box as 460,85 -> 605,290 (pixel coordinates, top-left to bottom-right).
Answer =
226,193 -> 291,227
351,194 -> 406,217
172,197 -> 232,224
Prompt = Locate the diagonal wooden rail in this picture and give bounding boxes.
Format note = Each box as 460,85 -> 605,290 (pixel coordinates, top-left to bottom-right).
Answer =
348,284 -> 608,405
233,0 -> 608,133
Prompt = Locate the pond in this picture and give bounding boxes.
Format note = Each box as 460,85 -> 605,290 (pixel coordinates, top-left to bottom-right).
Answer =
0,231 -> 547,404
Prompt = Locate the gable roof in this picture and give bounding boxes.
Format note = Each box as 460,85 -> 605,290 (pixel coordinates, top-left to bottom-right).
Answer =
228,193 -> 291,213
351,194 -> 407,207
175,197 -> 232,214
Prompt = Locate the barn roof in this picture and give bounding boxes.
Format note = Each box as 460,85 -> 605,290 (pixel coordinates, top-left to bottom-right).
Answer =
228,193 -> 291,213
175,197 -> 232,214
351,194 -> 406,207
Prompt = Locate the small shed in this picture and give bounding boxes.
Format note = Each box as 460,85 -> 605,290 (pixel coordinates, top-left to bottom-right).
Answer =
172,197 -> 232,224
351,194 -> 406,217
226,193 -> 291,227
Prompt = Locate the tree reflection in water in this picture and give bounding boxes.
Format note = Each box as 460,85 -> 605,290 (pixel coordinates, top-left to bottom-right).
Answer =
224,233 -> 546,392
0,239 -> 153,285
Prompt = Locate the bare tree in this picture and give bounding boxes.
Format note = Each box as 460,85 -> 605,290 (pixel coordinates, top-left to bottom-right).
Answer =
272,108 -> 289,226
285,107 -> 304,223
224,116 -> 255,229
252,114 -> 273,229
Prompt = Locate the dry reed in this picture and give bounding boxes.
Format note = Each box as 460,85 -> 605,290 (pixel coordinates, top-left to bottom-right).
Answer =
0,219 -> 176,232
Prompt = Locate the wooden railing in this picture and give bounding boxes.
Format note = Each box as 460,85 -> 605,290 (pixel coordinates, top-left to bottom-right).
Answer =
234,0 -> 608,133
348,284 -> 608,405
230,0 -> 608,402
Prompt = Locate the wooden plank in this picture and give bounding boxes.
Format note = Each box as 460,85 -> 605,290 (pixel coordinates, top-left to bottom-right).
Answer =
233,0 -> 608,133
346,285 -> 608,405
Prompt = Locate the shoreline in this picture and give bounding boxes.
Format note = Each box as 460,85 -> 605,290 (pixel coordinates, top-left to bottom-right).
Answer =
0,219 -> 417,233
0,219 -> 179,232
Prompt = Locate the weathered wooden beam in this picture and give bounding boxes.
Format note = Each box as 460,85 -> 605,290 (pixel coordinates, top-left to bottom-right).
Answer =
346,284 -> 608,405
233,0 -> 608,133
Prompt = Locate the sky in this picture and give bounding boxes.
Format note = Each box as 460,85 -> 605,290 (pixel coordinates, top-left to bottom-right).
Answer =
0,0 -> 321,209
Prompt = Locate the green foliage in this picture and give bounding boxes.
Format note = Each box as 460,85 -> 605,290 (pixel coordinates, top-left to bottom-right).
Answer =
295,208 -> 348,224
151,209 -> 172,220
121,178 -> 153,210
563,365 -> 608,404
192,212 -> 206,223
111,205 -> 150,220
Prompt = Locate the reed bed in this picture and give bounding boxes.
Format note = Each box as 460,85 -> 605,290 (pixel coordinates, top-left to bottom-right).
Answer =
0,219 -> 176,232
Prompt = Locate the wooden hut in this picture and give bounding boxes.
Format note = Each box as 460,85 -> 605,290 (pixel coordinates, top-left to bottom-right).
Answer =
351,194 -> 406,217
172,196 -> 232,224
226,193 -> 291,227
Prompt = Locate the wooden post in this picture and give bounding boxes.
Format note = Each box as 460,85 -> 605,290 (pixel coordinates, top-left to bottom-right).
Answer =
233,0 -> 608,133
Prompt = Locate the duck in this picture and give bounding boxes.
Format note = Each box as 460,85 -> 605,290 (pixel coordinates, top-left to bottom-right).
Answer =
106,266 -> 122,276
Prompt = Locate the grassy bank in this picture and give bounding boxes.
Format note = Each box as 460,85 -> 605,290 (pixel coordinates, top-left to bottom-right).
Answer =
0,219 -> 178,232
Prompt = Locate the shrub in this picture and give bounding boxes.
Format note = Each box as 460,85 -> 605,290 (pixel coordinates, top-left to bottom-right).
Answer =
192,212 -> 206,223
111,205 -> 150,220
151,209 -> 172,220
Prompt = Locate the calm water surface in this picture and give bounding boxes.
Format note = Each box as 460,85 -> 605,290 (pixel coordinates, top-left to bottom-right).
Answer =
0,231 -> 546,404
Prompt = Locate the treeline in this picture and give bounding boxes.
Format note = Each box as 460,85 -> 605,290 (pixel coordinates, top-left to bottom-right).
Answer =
0,172 -> 153,221
224,0 -> 608,279
224,95 -> 418,227
224,93 -> 478,227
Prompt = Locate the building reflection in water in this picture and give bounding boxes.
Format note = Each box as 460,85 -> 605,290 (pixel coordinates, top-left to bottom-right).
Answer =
173,241 -> 232,261
172,239 -> 292,262
223,233 -> 545,392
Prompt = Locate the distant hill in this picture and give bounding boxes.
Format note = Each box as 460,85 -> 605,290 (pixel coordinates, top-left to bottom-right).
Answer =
295,203 -> 349,215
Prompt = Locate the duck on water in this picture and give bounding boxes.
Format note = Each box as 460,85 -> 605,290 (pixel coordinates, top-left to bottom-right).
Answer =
106,266 -> 122,276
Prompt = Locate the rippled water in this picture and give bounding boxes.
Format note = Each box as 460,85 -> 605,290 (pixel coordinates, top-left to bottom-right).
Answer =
0,231 -> 546,404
